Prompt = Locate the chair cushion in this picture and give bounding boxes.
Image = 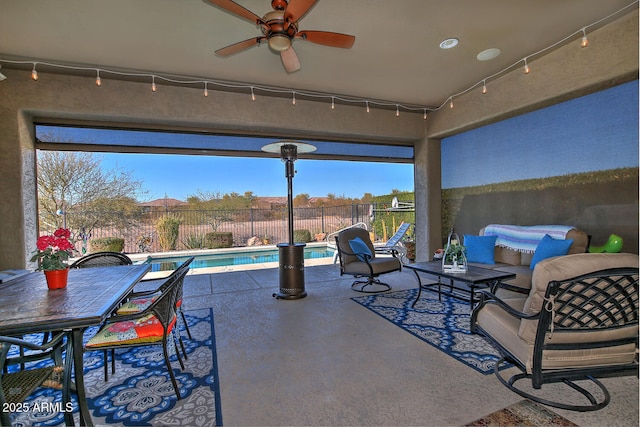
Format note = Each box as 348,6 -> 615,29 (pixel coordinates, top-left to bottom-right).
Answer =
476,297 -> 637,374
342,256 -> 401,276
86,314 -> 176,348
519,253 -> 640,343
117,294 -> 183,315
349,236 -> 373,262
529,234 -> 573,269
464,235 -> 497,264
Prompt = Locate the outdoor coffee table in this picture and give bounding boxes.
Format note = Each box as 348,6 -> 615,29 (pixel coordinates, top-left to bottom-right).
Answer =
405,261 -> 516,307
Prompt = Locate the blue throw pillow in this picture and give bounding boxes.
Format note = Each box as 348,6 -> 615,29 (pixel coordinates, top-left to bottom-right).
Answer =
530,234 -> 574,269
348,237 -> 372,262
464,235 -> 497,264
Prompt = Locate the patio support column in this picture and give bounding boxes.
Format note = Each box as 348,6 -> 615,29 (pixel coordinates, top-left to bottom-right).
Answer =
414,136 -> 441,262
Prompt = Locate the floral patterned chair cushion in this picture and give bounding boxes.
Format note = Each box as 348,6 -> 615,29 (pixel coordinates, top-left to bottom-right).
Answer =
117,295 -> 183,315
86,313 -> 176,348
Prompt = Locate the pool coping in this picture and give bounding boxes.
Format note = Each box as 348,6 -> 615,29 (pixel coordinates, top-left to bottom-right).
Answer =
127,242 -> 336,279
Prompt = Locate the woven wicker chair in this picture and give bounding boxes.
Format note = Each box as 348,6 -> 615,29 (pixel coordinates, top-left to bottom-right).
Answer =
85,264 -> 189,400
471,253 -> 639,411
117,257 -> 195,355
0,331 -> 74,426
69,251 -> 132,268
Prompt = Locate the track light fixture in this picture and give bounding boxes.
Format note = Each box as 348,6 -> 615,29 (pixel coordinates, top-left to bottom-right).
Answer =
31,63 -> 38,81
523,59 -> 530,74
151,76 -> 157,92
95,70 -> 102,87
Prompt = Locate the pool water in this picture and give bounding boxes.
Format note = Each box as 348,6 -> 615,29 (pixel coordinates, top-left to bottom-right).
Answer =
145,246 -> 334,272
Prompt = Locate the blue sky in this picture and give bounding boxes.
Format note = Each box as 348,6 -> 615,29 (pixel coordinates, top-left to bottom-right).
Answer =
99,153 -> 414,201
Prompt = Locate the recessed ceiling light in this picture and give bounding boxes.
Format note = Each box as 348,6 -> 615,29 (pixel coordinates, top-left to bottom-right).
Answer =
439,38 -> 459,49
477,48 -> 501,61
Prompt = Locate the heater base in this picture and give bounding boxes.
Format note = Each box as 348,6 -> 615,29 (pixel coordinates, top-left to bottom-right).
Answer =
274,243 -> 307,300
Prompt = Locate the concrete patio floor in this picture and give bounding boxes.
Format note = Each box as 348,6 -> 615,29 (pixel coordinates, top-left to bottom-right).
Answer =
179,263 -> 639,426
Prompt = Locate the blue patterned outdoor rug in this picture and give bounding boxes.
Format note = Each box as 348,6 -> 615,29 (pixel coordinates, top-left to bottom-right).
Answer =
351,288 -> 507,375
9,308 -> 222,427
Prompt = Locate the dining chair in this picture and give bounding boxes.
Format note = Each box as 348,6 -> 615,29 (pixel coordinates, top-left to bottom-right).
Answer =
0,331 -> 75,426
84,265 -> 189,400
69,251 -> 132,268
68,250 -> 134,378
117,257 -> 195,344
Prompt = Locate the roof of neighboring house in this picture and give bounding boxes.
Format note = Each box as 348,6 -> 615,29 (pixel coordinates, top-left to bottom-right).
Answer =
139,198 -> 187,208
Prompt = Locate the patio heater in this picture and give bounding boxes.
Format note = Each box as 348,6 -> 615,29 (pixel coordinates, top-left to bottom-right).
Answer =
262,141 -> 316,300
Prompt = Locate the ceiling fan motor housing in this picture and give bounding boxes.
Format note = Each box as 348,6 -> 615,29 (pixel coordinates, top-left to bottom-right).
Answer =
262,10 -> 297,52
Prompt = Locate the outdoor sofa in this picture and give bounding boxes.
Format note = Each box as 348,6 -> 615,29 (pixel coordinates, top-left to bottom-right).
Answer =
463,224 -> 589,293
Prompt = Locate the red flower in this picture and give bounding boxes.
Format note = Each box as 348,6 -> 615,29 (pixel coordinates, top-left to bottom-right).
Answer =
54,228 -> 71,239
31,228 -> 76,271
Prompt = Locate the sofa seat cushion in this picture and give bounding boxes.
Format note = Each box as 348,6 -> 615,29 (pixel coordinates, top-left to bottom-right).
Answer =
492,265 -> 532,292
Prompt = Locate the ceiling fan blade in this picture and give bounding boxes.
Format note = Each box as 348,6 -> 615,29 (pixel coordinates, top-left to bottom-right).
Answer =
284,0 -> 317,23
297,30 -> 355,49
280,47 -> 301,73
204,0 -> 264,25
215,37 -> 265,56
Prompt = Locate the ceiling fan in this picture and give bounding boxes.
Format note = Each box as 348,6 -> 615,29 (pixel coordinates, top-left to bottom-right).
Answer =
205,0 -> 356,73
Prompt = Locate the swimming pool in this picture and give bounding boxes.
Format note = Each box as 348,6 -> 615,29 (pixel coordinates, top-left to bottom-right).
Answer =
144,245 -> 335,272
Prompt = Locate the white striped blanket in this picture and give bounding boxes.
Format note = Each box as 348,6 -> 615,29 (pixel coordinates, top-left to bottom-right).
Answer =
484,224 -> 574,253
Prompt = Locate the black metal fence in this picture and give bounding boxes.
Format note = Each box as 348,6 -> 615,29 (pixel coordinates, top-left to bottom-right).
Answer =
44,204 -> 375,254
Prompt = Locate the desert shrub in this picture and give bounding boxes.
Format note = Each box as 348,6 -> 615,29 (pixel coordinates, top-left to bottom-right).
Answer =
204,232 -> 233,249
90,237 -> 124,253
293,229 -> 312,243
156,213 -> 182,251
182,233 -> 206,249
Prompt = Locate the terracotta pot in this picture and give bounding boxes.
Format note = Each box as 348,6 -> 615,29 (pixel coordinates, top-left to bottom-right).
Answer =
44,268 -> 69,290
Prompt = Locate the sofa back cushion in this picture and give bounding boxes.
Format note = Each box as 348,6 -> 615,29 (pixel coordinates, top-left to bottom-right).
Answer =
517,252 -> 640,343
479,226 -> 589,267
565,228 -> 589,254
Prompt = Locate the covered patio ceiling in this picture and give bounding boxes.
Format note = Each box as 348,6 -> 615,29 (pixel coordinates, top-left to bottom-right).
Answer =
1,1 -> 636,111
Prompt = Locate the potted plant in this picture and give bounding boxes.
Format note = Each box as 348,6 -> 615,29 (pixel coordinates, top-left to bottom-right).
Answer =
30,228 -> 76,289
442,230 -> 467,272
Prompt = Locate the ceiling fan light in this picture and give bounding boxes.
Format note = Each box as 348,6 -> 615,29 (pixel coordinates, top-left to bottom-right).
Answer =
268,34 -> 291,52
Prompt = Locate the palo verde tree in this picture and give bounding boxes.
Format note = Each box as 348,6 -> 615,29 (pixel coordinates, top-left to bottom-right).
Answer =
36,151 -> 147,240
